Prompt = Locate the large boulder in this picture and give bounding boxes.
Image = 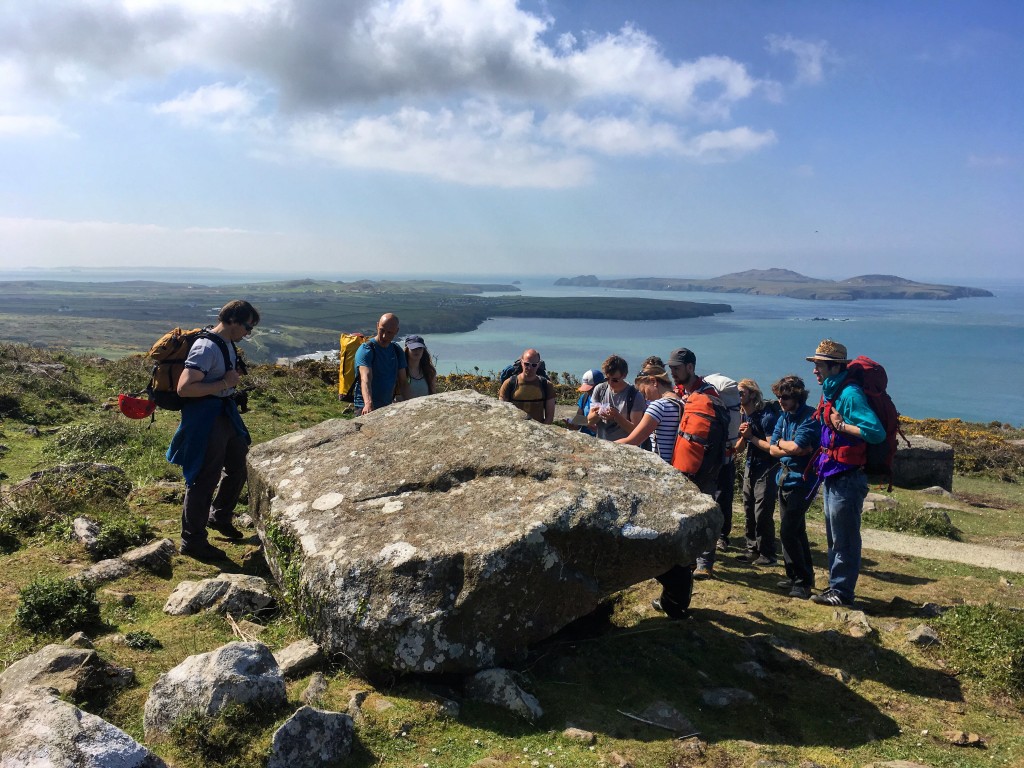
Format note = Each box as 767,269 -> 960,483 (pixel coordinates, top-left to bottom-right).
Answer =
0,686 -> 167,768
247,390 -> 721,676
143,641 -> 286,738
892,434 -> 954,491
0,644 -> 132,703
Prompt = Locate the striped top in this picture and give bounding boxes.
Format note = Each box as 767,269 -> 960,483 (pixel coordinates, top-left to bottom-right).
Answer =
645,396 -> 683,463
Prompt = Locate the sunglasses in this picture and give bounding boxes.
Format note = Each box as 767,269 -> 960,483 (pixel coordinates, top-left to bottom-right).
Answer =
242,321 -> 254,332
523,362 -> 540,368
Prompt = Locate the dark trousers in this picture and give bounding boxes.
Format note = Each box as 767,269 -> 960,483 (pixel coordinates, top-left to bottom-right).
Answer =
742,464 -> 778,557
778,485 -> 815,588
181,412 -> 249,547
655,565 -> 694,617
715,459 -> 736,540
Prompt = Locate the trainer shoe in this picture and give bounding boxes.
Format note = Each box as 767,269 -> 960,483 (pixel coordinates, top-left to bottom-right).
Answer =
716,536 -> 730,551
180,541 -> 226,560
810,589 -> 852,607
777,578 -> 795,589
734,551 -> 760,563
651,596 -> 688,620
208,519 -> 244,540
752,556 -> 778,566
788,585 -> 812,599
693,564 -> 714,580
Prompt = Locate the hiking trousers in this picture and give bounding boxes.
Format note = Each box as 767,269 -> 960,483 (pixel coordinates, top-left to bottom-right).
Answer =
181,412 -> 249,547
822,468 -> 868,602
778,485 -> 815,588
742,465 -> 778,558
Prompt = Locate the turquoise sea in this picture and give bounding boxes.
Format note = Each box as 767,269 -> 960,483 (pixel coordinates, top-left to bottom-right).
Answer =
1,269 -> 1019,425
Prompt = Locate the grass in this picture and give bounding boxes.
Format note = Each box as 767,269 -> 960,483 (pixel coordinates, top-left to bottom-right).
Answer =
2,343 -> 1024,767
861,501 -> 961,539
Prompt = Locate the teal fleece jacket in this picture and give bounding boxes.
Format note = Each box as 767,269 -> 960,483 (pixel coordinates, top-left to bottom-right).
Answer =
822,372 -> 886,445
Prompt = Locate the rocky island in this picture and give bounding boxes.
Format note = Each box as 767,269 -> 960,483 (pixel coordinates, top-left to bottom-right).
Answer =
555,268 -> 994,300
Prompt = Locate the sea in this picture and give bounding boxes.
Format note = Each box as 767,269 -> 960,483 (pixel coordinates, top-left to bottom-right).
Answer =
1,268 -> 1020,425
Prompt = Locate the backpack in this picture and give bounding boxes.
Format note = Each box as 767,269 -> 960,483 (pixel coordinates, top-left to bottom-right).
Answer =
499,358 -> 547,383
147,327 -> 235,411
672,380 -> 729,487
338,332 -> 368,402
703,373 -> 742,450
814,355 -> 909,488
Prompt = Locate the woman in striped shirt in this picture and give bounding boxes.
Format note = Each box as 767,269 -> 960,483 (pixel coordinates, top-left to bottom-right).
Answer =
615,363 -> 683,463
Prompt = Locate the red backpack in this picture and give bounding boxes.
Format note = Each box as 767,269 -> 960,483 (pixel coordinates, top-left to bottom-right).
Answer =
815,355 -> 909,487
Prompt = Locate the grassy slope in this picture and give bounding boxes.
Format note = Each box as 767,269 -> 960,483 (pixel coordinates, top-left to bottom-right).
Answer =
1,347 -> 1023,768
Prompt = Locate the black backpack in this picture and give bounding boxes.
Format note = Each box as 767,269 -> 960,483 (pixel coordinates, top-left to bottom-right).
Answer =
499,358 -> 547,383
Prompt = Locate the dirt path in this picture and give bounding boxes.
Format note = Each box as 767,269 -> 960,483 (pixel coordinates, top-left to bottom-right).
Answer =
859,527 -> 1024,574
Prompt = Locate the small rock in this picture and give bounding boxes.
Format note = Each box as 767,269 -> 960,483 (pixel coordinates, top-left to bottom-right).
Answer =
77,558 -> 133,584
636,700 -> 695,732
466,668 -> 543,721
562,726 -> 595,744
609,751 -> 634,768
700,687 -> 755,708
72,517 -> 101,551
865,492 -> 896,507
834,668 -> 851,683
267,705 -> 354,768
63,632 -> 94,649
163,572 -> 273,617
862,501 -> 875,512
922,501 -> 959,512
121,538 -> 176,571
432,694 -> 460,719
274,638 -> 324,679
920,486 -> 953,497
919,602 -> 946,618
999,577 -> 1013,588
734,661 -> 768,679
236,618 -> 267,638
235,512 -> 255,528
835,609 -> 873,637
906,624 -> 940,646
301,672 -> 329,705
347,690 -> 369,725
942,730 -> 986,747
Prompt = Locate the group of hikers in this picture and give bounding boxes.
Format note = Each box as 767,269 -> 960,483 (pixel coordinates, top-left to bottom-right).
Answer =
165,302 -> 888,619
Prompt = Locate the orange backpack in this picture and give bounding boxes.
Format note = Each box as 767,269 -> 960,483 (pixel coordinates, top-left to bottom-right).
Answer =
671,384 -> 728,480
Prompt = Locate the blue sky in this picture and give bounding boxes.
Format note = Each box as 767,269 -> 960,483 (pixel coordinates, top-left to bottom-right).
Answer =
1,0 -> 1021,281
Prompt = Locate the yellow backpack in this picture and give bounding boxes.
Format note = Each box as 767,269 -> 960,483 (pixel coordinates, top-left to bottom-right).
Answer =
338,332 -> 368,401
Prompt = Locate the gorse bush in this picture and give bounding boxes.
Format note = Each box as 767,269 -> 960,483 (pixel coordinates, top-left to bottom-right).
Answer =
935,603 -> 1024,696
16,576 -> 101,636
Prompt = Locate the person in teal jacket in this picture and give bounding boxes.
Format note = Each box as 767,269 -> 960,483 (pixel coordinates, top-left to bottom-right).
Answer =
806,339 -> 885,607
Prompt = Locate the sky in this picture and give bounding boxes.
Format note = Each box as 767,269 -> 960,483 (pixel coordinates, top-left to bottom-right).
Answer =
1,0 -> 1022,281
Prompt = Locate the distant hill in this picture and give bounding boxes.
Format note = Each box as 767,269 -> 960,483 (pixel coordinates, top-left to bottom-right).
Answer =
554,270 -> 993,300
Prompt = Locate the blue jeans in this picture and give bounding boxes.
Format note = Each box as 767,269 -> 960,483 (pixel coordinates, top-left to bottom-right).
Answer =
822,469 -> 868,602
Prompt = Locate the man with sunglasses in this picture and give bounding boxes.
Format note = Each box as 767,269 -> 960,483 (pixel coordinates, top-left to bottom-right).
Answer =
587,354 -> 646,442
499,348 -> 556,423
169,299 -> 259,560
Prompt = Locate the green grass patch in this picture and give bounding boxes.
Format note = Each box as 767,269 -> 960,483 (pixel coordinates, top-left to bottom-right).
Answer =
862,502 -> 961,539
935,603 -> 1024,697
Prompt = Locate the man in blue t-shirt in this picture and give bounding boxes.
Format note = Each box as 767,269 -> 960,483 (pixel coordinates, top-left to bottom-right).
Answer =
354,313 -> 409,415
768,375 -> 821,599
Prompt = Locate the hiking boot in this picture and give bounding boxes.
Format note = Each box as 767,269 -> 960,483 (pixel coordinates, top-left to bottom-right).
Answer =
180,541 -> 227,560
208,519 -> 244,540
810,589 -> 852,607
788,585 -> 812,599
653,594 -> 688,620
693,564 -> 713,580
734,551 -> 758,563
716,536 -> 730,552
777,578 -> 795,589
752,556 -> 778,566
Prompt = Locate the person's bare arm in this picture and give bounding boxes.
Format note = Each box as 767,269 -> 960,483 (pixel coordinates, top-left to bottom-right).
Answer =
177,367 -> 238,398
615,414 -> 658,446
544,395 -> 556,425
397,368 -> 410,401
359,365 -> 374,415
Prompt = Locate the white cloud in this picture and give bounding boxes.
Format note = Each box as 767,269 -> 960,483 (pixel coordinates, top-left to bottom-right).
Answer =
0,0 -> 785,186
766,34 -> 833,85
967,153 -> 1017,169
0,113 -> 73,137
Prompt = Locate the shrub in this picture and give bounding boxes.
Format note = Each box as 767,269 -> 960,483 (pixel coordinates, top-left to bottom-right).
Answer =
861,502 -> 960,539
16,576 -> 101,636
44,418 -> 172,484
170,703 -> 278,768
124,630 -> 162,651
935,603 -> 1024,696
90,513 -> 153,560
902,416 -> 1024,481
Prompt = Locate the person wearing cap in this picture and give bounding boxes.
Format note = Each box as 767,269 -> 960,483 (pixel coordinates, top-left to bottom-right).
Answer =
402,335 -> 436,399
666,347 -> 727,580
354,313 -> 409,415
499,348 -> 556,423
806,339 -> 886,607
168,299 -> 259,561
587,355 -> 647,442
571,369 -> 605,435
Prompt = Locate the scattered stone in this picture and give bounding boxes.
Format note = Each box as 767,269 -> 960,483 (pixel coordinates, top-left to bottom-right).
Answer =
465,668 -> 543,721
922,501 -> 959,512
734,660 -> 768,679
274,638 -> 324,679
0,686 -> 168,768
865,492 -> 896,508
999,576 -> 1013,588
907,624 -> 941,646
636,700 -> 695,732
942,730 -> 986,747
834,669 -> 851,683
700,688 -> 755,708
0,644 -> 133,702
835,609 -> 874,638
893,434 -> 954,491
121,538 -> 176,571
562,726 -> 596,744
919,603 -> 946,618
266,705 -> 355,768
301,672 -> 329,705
608,751 -> 634,767
78,557 -> 134,584
247,391 -> 722,675
235,512 -> 255,528
234,618 -> 267,639
162,572 -> 273,618
920,485 -> 954,497
431,694 -> 460,719
24,426 -> 41,437
63,631 -> 94,649
143,641 -> 286,737
73,516 -> 101,551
